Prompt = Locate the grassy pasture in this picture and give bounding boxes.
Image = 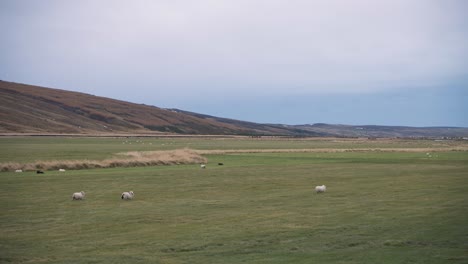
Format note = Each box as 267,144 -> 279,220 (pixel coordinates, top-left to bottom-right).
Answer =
0,137 -> 467,263
0,136 -> 466,163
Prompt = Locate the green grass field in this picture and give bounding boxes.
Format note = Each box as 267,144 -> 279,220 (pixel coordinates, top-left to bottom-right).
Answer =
0,137 -> 467,263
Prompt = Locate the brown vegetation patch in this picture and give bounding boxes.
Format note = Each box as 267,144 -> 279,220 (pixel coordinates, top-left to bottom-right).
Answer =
1,149 -> 207,172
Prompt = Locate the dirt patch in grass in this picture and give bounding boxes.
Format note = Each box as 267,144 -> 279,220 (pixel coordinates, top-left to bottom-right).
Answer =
1,149 -> 207,172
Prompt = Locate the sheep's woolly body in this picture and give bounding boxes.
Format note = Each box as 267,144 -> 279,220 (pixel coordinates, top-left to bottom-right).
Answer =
315,185 -> 326,193
72,191 -> 85,200
121,191 -> 134,200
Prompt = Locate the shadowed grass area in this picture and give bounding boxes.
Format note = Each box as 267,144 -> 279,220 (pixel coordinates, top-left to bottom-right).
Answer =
1,148 -> 467,263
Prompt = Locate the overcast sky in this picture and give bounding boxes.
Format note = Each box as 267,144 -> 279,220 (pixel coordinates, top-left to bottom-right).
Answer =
1,0 -> 467,126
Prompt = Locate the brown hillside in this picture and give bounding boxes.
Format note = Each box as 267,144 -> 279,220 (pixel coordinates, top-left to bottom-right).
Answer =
0,81 -> 315,135
1,81 -> 465,137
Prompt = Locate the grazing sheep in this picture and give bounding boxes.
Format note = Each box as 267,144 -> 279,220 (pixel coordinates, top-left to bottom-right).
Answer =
59,169 -> 66,172
15,169 -> 23,173
72,191 -> 85,200
36,170 -> 44,174
218,163 -> 224,166
200,164 -> 206,169
121,191 -> 134,200
315,185 -> 327,193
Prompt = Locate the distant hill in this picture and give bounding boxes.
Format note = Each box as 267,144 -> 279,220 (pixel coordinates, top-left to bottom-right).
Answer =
0,81 -> 321,136
1,80 -> 467,138
292,123 -> 468,138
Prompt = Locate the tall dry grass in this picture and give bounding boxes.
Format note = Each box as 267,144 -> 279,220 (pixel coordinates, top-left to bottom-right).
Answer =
1,149 -> 207,172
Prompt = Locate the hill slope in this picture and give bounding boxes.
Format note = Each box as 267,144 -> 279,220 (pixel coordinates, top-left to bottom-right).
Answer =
1,81 -> 467,137
0,81 -> 319,136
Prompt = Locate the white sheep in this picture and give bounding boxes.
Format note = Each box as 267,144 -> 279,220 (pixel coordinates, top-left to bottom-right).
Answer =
72,191 -> 85,200
315,185 -> 326,193
200,164 -> 206,169
121,191 -> 134,200
15,169 -> 23,173
59,169 -> 66,172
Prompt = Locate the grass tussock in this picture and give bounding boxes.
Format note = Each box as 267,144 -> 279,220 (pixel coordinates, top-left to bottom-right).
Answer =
0,149 -> 207,172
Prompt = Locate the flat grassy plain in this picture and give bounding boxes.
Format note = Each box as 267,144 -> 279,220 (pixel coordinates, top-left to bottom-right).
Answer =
0,137 -> 467,263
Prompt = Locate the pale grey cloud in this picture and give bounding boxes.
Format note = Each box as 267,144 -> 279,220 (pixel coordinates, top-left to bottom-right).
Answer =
2,0 -> 467,94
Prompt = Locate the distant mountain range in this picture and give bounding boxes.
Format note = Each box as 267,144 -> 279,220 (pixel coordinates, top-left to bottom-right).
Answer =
1,81 -> 467,138
293,123 -> 468,138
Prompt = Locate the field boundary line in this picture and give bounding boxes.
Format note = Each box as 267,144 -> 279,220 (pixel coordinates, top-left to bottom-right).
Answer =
194,147 -> 468,154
